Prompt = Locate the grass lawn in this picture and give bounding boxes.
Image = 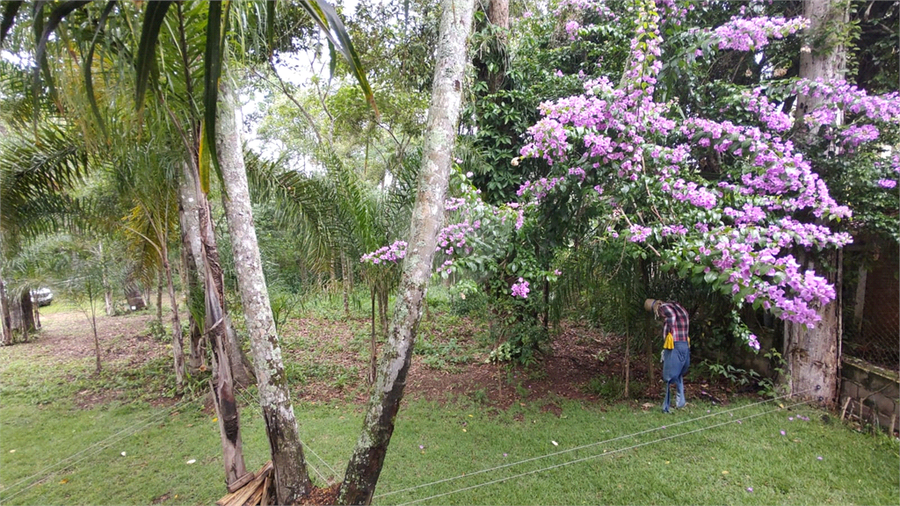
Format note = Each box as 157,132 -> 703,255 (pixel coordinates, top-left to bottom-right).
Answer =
0,303 -> 897,505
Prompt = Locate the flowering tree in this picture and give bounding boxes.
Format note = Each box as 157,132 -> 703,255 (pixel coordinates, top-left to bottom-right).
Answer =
517,0 -> 896,335
363,0 -> 898,371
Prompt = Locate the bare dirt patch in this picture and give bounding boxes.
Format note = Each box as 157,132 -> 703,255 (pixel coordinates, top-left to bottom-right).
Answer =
9,306 -> 733,412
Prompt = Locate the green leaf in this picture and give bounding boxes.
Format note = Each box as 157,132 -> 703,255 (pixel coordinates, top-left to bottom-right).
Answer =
135,0 -> 173,108
0,0 -> 23,46
297,0 -> 378,117
34,1 -> 89,110
83,0 -> 117,138
202,0 -> 226,192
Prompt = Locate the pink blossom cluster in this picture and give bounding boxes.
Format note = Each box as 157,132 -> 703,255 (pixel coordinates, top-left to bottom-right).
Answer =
436,219 -> 480,257
554,0 -> 615,18
511,278 -> 531,298
793,79 -> 900,127
747,334 -> 760,351
445,197 -> 467,211
515,5 -> 862,327
742,89 -> 793,132
711,15 -> 808,52
840,124 -> 880,148
654,0 -> 692,27
628,224 -> 652,242
565,20 -> 581,41
360,240 -> 407,264
681,117 -> 851,220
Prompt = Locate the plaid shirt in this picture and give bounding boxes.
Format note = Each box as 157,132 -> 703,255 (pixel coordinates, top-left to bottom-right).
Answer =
659,301 -> 690,343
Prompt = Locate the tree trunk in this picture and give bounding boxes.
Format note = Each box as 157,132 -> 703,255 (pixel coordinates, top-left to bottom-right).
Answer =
369,285 -> 377,384
32,299 -> 41,330
0,277 -> 11,346
217,76 -> 311,504
378,284 -> 388,339
783,0 -> 849,407
157,269 -> 164,323
337,0 -> 475,502
343,249 -> 351,315
162,242 -> 186,395
477,0 -> 509,95
179,161 -> 207,373
193,148 -> 250,490
11,290 -> 35,341
88,284 -> 101,373
125,274 -> 147,311
784,251 -> 842,406
100,241 -> 115,316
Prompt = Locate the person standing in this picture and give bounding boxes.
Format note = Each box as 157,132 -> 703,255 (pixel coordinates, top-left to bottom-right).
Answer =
644,298 -> 691,413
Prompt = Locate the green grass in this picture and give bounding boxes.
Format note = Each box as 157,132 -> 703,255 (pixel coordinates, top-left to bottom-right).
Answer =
2,389 -> 897,505
1,305 -> 898,505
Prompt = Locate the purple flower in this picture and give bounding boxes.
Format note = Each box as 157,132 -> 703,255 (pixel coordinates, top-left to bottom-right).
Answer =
780,430 -> 786,436
877,179 -> 897,189
747,487 -> 753,492
511,278 -> 531,298
747,334 -> 760,351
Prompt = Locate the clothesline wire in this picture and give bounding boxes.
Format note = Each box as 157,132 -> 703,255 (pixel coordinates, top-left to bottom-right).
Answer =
375,386 -> 818,500
1,393 -> 202,503
234,386 -> 340,482
400,398 -> 814,506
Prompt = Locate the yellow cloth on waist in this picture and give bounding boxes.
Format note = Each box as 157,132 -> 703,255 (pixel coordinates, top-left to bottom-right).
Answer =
664,332 -> 674,350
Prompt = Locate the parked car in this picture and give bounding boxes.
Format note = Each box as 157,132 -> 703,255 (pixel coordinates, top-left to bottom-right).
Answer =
30,288 -> 53,307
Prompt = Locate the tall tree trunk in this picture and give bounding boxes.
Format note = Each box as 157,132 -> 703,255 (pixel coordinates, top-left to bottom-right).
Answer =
194,150 -> 250,490
369,285 -> 377,384
783,0 -> 849,407
157,269 -> 164,323
179,161 -> 207,373
342,249 -> 351,316
88,284 -> 101,373
217,76 -> 311,504
0,277 -> 11,346
162,242 -> 186,395
337,0 -> 475,502
477,0 -> 509,95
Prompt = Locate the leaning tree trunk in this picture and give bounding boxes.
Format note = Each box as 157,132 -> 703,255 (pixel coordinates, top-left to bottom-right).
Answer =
217,76 -> 311,504
192,152 -> 250,490
337,0 -> 475,502
783,0 -> 849,408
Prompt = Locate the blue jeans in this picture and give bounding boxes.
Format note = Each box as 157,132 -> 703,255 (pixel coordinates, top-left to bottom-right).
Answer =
662,341 -> 690,413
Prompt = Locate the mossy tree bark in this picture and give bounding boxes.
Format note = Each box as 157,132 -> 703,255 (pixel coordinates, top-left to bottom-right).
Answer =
216,76 -> 311,505
337,0 -> 475,502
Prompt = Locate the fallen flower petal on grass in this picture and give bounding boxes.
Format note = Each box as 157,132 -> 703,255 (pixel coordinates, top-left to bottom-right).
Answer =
186,459 -> 196,464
